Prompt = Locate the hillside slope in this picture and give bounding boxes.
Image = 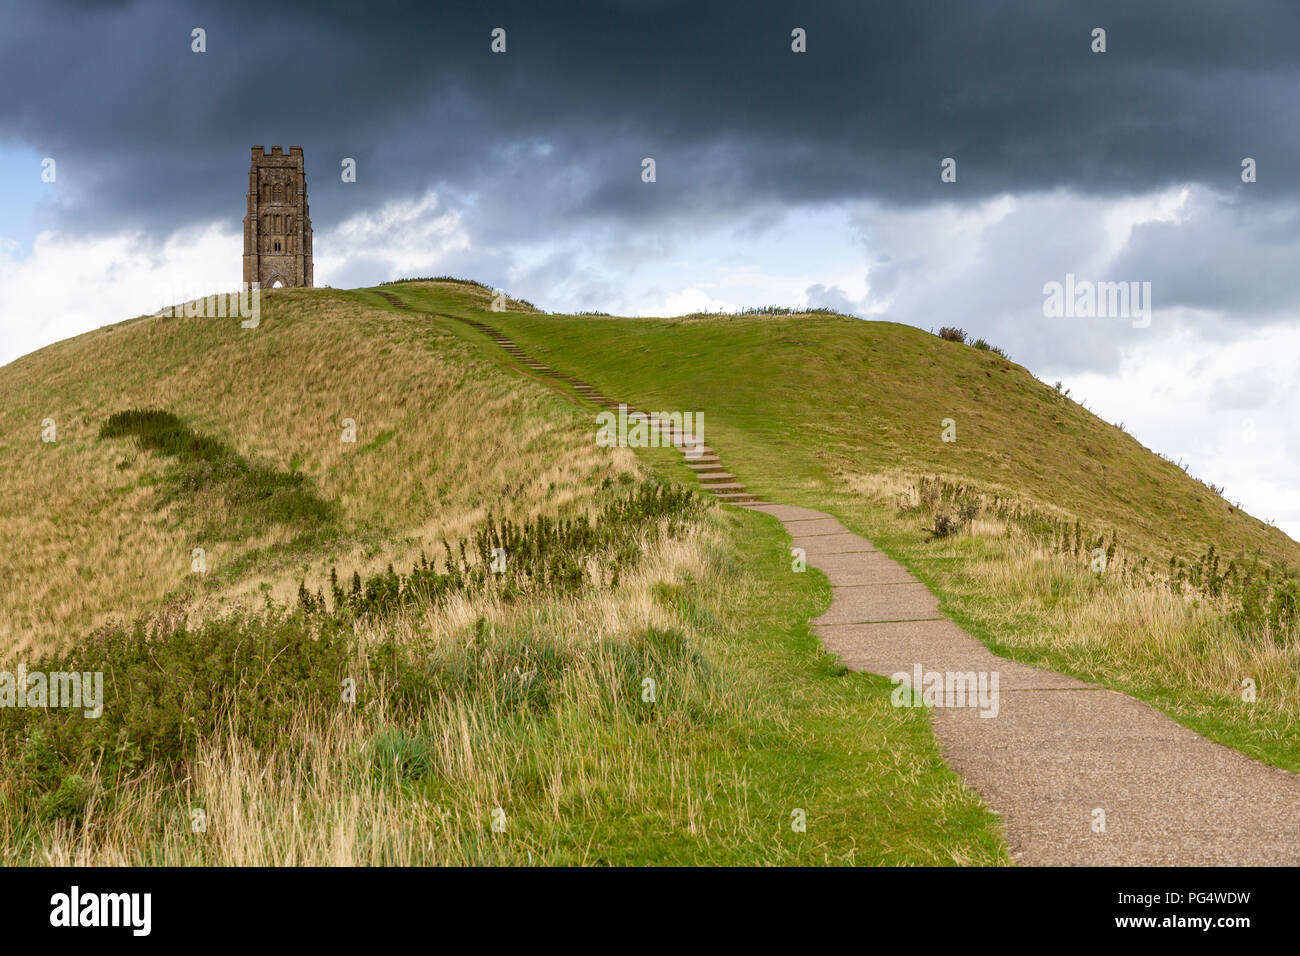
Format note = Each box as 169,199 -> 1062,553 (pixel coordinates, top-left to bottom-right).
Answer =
376,280 -> 1300,771
0,287 -> 620,655
0,282 -> 1008,865
4,278 -> 1297,864
401,289 -> 1297,572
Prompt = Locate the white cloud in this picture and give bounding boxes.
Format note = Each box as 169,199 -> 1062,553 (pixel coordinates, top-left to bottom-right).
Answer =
637,286 -> 738,317
313,191 -> 469,280
1053,323 -> 1300,541
0,222 -> 241,366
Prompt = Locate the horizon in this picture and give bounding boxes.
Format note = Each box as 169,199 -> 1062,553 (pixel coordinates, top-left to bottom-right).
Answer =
9,272 -> 1298,545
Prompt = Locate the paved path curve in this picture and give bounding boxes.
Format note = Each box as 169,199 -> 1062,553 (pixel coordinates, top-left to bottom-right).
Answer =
742,501 -> 1300,866
383,291 -> 1300,866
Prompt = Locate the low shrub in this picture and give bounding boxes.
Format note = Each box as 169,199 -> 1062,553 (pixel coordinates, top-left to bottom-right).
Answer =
300,479 -> 705,619
0,478 -> 712,827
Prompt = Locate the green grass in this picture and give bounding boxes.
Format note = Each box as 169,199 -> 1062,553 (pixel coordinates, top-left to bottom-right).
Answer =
0,470 -> 1009,865
382,503 -> 1010,866
863,515 -> 1300,774
382,282 -> 1297,570
2,282 -> 1011,864
368,280 -> 1300,774
594,504 -> 1009,865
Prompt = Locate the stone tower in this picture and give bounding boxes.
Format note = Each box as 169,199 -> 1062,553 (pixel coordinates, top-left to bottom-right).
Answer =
243,146 -> 313,288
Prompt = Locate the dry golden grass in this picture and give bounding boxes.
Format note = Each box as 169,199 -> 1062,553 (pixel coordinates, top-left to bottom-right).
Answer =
0,286 -> 743,863
840,469 -> 1300,759
7,520 -> 751,866
0,287 -> 636,658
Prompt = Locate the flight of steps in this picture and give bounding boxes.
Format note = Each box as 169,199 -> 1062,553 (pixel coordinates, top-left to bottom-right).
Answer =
375,291 -> 762,505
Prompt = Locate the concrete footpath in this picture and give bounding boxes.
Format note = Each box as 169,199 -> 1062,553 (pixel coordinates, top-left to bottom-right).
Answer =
743,501 -> 1300,866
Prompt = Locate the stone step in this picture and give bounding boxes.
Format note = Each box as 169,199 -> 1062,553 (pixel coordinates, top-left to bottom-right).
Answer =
703,482 -> 746,493
715,492 -> 761,503
687,456 -> 721,465
686,462 -> 725,471
697,472 -> 736,483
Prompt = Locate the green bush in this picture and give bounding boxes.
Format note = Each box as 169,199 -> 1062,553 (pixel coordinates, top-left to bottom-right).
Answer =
969,337 -> 1011,359
39,774 -> 95,825
0,477 -> 711,827
0,608 -> 354,787
300,478 -> 705,620
1268,579 -> 1300,639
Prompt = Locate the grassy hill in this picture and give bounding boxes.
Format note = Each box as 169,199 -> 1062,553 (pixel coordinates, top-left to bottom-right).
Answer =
407,290 -> 1296,570
2,277 -> 1297,864
0,281 -> 1005,865
0,287 -> 620,657
377,281 -> 1300,771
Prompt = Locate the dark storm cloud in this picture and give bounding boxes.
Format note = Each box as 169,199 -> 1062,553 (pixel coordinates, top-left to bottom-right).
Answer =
1112,195 -> 1300,320
4,0 -> 1300,244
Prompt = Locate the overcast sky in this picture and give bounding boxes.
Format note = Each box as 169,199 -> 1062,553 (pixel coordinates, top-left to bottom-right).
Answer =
3,0 -> 1299,537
